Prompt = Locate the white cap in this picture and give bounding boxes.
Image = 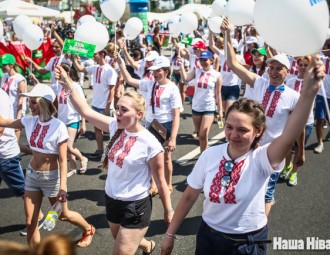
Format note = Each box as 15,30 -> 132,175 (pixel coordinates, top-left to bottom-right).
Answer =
266,54 -> 291,69
232,38 -> 239,49
246,36 -> 258,44
148,56 -> 170,70
144,51 -> 159,61
21,83 -> 56,102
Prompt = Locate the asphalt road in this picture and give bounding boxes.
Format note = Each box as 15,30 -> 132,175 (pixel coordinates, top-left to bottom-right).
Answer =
1,79 -> 330,255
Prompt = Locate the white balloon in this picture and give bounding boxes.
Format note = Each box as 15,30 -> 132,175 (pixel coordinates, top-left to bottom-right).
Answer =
212,0 -> 226,17
224,0 -> 254,26
100,0 -> 126,22
327,28 -> 330,40
13,15 -> 32,39
22,24 -> 44,51
254,0 -> 329,56
123,17 -> 143,40
178,12 -> 198,35
208,16 -> 223,34
168,15 -> 180,35
74,21 -> 109,53
77,15 -> 96,27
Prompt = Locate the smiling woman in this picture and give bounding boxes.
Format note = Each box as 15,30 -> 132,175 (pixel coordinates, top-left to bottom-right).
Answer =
54,65 -> 174,255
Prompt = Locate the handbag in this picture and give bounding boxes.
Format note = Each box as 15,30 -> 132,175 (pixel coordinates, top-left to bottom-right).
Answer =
185,85 -> 195,97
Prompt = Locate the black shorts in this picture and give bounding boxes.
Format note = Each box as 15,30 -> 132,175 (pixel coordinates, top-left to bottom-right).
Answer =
105,194 -> 152,229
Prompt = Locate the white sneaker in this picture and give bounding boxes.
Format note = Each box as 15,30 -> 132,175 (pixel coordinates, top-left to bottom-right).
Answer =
314,143 -> 324,154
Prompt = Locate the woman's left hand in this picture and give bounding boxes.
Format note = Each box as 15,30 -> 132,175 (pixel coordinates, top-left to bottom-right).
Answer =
57,189 -> 68,203
163,139 -> 176,152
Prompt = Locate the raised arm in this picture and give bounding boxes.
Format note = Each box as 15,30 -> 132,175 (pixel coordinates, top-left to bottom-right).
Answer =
25,58 -> 49,75
71,55 -> 87,73
268,56 -> 325,168
208,31 -> 221,55
179,51 -> 195,83
221,18 -> 259,87
120,43 -> 140,71
114,52 -> 141,88
54,65 -> 112,132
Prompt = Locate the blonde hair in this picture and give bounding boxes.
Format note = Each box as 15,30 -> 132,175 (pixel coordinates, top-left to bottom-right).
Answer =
122,90 -> 146,118
34,234 -> 77,255
37,97 -> 57,120
105,42 -> 119,53
0,240 -> 30,255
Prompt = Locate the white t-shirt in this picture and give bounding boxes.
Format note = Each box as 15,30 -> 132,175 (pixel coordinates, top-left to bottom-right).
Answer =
244,67 -> 269,98
21,116 -> 68,154
105,120 -> 163,201
85,64 -> 118,109
245,77 -> 300,145
220,55 -> 245,87
191,68 -> 221,112
286,77 -> 314,126
51,82 -> 85,125
134,60 -> 154,80
171,55 -> 189,71
0,89 -> 20,159
105,56 -> 120,75
139,80 -> 183,123
187,143 -> 284,234
189,54 -> 201,72
45,55 -> 72,85
1,73 -> 27,118
318,56 -> 330,98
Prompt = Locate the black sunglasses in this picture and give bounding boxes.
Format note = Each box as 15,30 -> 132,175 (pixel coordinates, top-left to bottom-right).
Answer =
220,160 -> 235,189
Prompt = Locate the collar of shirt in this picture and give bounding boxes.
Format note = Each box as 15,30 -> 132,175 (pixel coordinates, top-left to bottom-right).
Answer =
268,85 -> 285,93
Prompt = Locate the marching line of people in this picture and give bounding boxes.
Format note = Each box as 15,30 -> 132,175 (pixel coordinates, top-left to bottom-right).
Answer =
1,18 -> 329,255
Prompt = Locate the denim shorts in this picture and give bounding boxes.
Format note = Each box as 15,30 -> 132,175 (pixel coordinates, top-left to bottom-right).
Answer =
314,95 -> 330,121
171,73 -> 181,83
0,154 -> 25,197
105,194 -> 152,229
195,219 -> 268,255
192,109 -> 216,116
145,120 -> 173,144
222,85 -> 240,101
265,172 -> 280,203
305,124 -> 314,147
25,164 -> 60,197
67,121 -> 80,129
91,105 -> 106,115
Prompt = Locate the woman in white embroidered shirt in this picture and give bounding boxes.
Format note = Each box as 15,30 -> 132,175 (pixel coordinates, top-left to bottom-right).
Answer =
54,66 -> 173,255
0,84 -> 95,248
161,57 -> 325,255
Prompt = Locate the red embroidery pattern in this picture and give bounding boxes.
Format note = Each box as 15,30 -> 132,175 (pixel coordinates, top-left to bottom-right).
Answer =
224,160 -> 244,204
30,123 -> 41,147
59,88 -> 68,104
290,60 -> 299,76
173,58 -> 179,67
95,67 -> 103,83
1,77 -> 14,95
51,57 -> 60,71
266,91 -> 281,118
261,90 -> 271,111
197,72 -> 211,89
116,136 -> 138,168
223,61 -> 231,72
294,80 -> 304,93
36,125 -> 50,149
144,71 -> 154,81
154,86 -> 165,108
208,157 -> 245,204
108,132 -> 127,162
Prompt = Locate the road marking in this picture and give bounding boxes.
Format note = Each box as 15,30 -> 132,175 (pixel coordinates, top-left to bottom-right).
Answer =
176,131 -> 226,165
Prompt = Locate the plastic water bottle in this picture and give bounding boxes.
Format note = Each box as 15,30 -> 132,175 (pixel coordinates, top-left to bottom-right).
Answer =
43,202 -> 62,231
216,115 -> 224,129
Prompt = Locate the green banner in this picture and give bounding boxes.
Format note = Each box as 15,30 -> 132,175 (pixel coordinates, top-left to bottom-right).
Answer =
181,36 -> 193,45
62,39 -> 96,58
32,50 -> 43,59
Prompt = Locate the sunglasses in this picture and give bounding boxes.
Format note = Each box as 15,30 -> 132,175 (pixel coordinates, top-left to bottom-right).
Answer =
193,47 -> 200,51
298,64 -> 308,67
220,160 -> 235,189
29,100 -> 38,105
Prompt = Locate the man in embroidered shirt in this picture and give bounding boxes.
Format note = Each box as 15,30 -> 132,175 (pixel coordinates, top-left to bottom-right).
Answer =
221,19 -> 303,216
72,50 -> 118,158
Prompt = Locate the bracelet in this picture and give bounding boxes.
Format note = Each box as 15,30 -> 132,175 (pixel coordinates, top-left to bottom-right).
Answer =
165,232 -> 176,239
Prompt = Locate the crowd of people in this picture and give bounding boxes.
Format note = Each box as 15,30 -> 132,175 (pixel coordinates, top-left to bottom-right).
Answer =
0,14 -> 329,255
